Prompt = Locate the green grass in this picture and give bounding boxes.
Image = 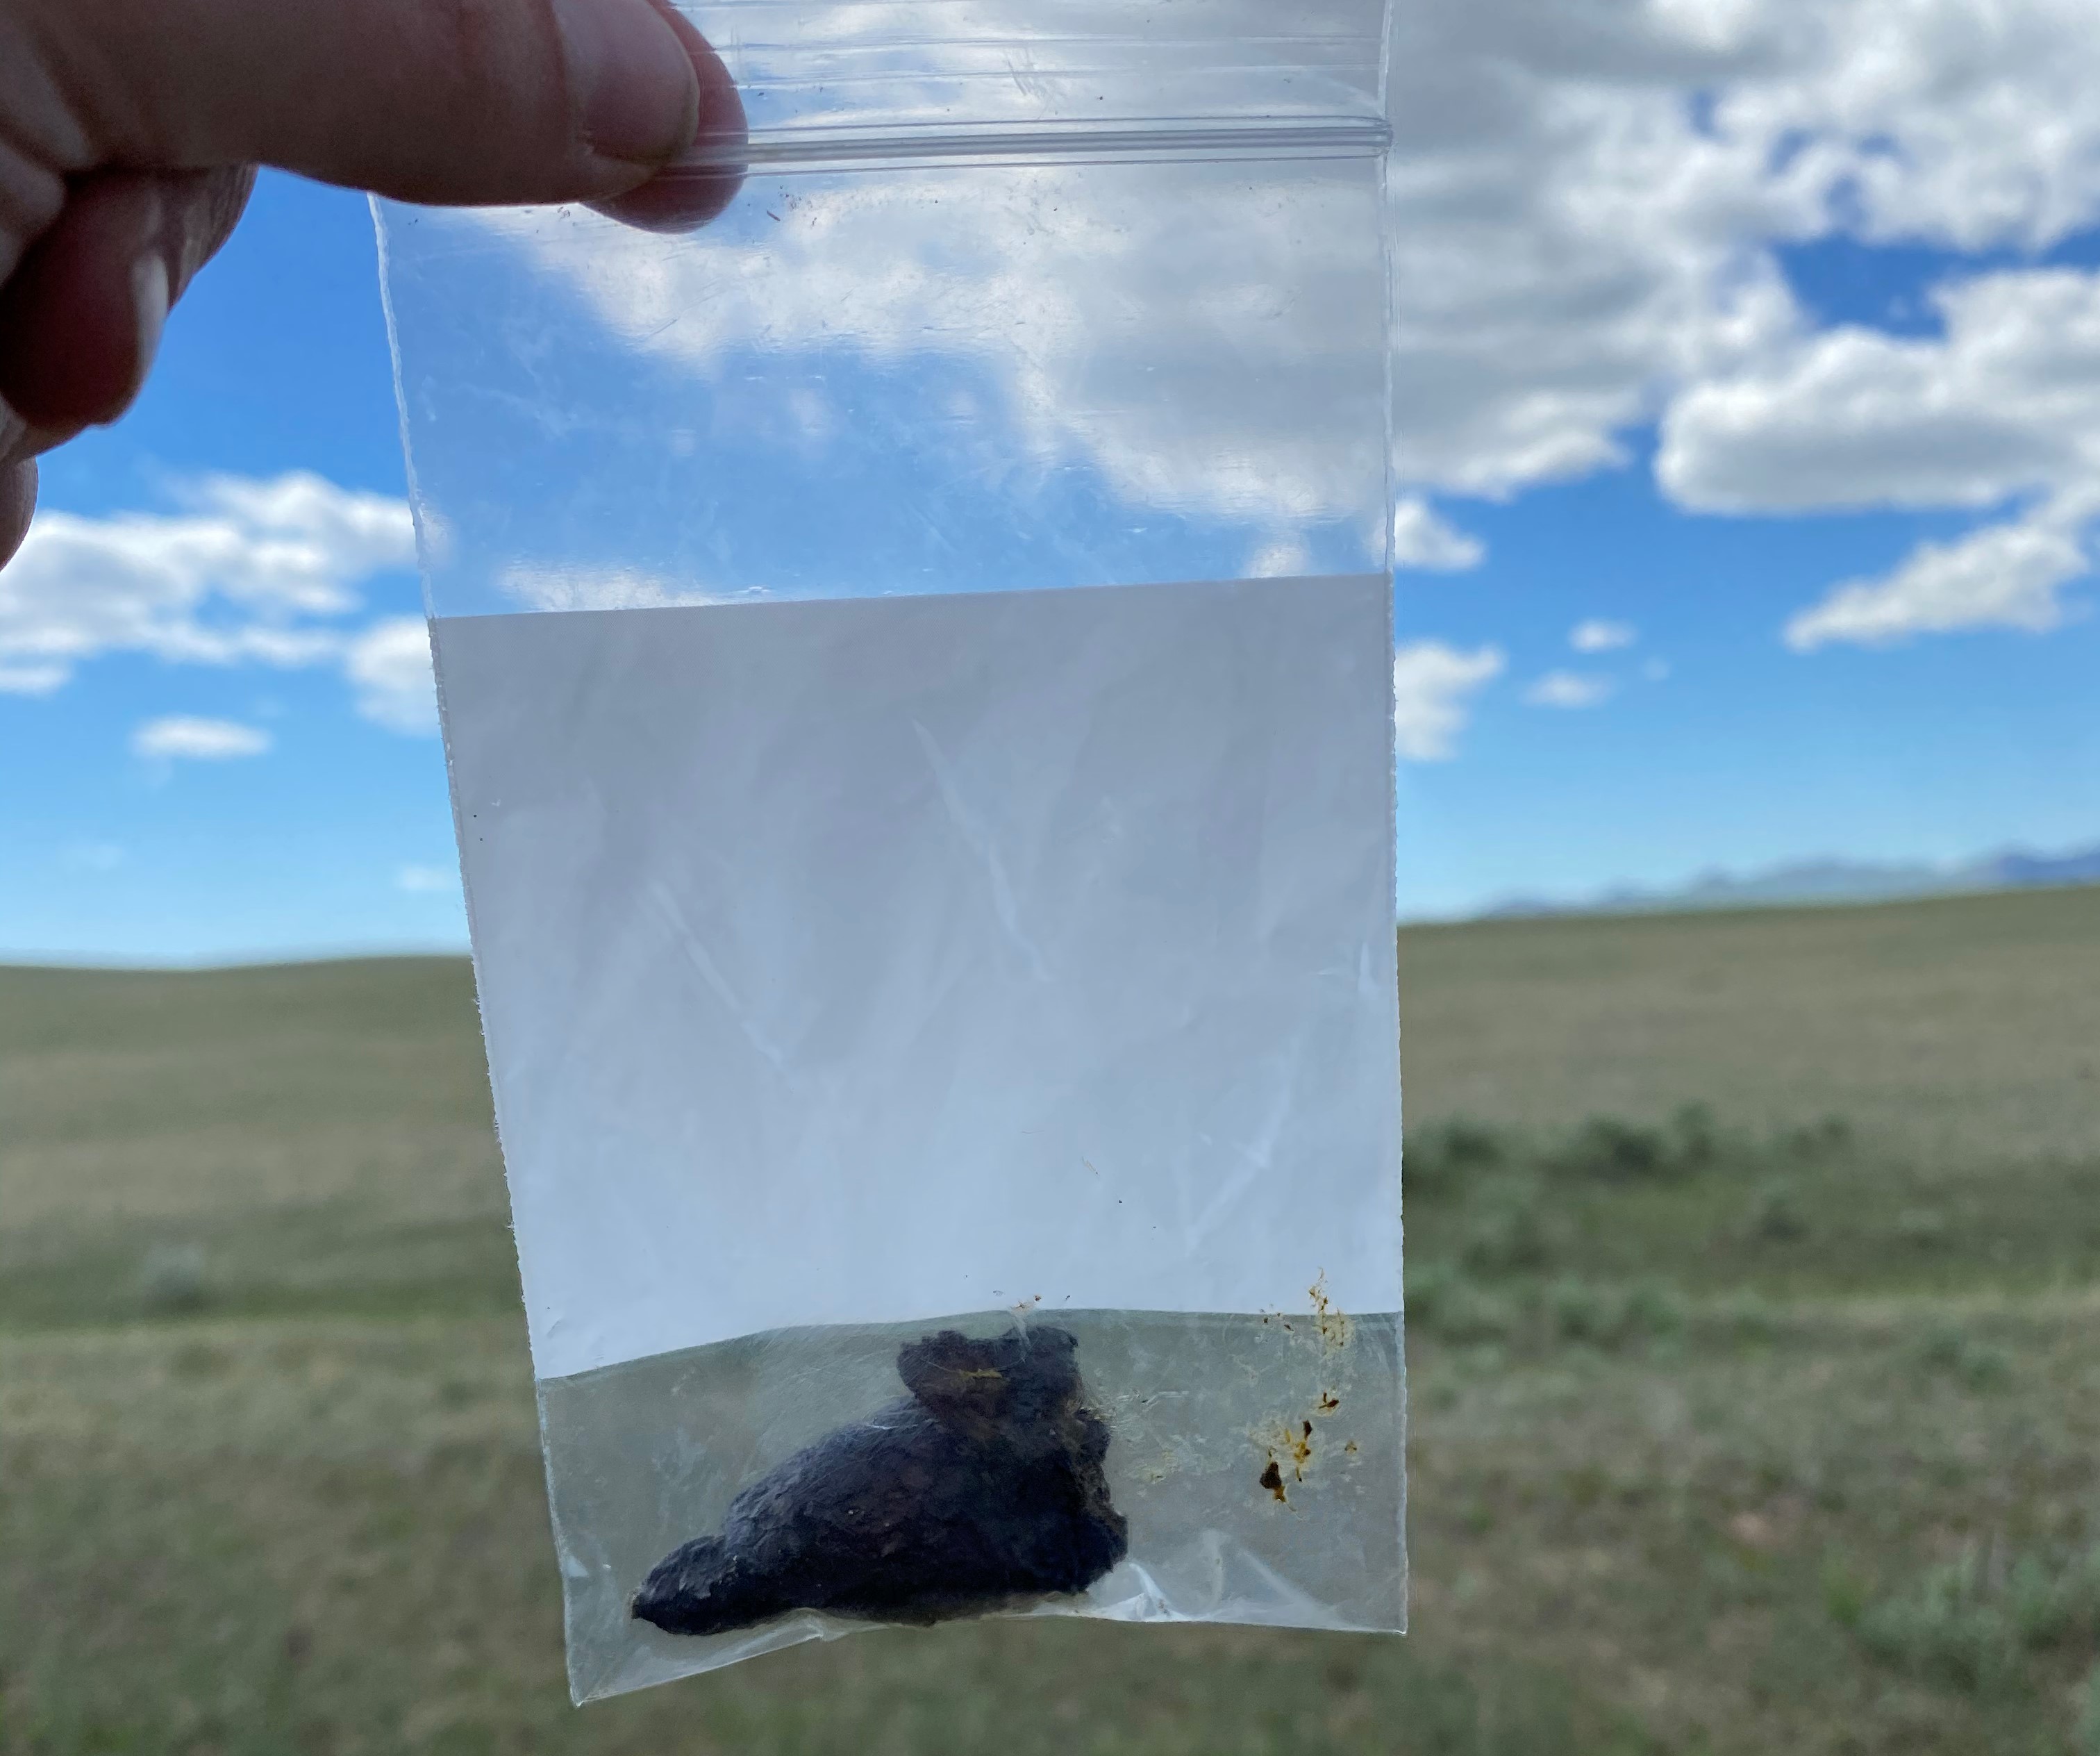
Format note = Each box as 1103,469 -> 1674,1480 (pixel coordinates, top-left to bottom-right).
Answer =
1397,886 -> 2100,1166
3,886 -> 2099,1753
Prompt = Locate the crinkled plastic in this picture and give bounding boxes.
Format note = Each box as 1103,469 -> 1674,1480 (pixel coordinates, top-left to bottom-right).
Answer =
376,0 -> 1405,1702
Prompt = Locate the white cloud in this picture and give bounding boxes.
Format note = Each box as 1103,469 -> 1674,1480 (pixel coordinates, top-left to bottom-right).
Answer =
396,863 -> 459,894
1786,502 -> 2092,649
0,661 -> 65,695
1,471 -> 413,683
345,617 -> 438,735
131,716 -> 272,761
1390,2 -> 2100,650
1392,640 -> 1504,761
1384,19 -> 1809,502
1387,0 -> 2100,507
1392,498 -> 1485,572
1656,267 -> 2100,642
1570,619 -> 1638,652
181,472 -> 417,591
1658,271 -> 2100,515
1524,670 -> 1617,709
1,472 -> 429,720
1710,0 -> 2100,256
501,566 -> 713,613
481,160 -> 1390,543
434,2 -> 2100,651
1246,540 -> 1312,580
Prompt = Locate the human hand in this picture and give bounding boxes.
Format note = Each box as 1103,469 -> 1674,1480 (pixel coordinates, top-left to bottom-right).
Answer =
0,0 -> 745,566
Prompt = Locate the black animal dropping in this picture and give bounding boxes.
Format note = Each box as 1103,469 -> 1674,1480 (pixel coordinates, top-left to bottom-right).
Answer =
631,1326 -> 1127,1637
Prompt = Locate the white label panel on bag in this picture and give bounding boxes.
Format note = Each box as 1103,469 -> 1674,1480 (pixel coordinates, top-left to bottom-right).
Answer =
435,572 -> 1401,1380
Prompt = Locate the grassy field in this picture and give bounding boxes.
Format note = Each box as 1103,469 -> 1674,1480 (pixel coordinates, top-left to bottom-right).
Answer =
4,886 -> 2099,1753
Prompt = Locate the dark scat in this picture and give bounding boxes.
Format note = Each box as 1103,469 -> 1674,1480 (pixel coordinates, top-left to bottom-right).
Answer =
1259,1458 -> 1288,1503
631,1327 -> 1127,1637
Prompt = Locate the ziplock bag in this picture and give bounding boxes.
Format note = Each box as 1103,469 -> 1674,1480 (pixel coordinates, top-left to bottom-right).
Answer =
376,0 -> 1404,1701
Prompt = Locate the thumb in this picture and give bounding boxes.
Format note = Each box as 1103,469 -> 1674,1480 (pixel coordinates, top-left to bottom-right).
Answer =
24,0 -> 742,207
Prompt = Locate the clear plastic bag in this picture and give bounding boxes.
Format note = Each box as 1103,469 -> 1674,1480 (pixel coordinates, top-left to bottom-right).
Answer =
376,0 -> 1404,1702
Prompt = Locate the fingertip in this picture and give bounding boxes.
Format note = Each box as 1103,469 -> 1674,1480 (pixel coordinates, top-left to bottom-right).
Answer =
0,458 -> 36,572
0,174 -> 163,432
590,160 -> 745,233
0,167 -> 249,439
590,13 -> 747,232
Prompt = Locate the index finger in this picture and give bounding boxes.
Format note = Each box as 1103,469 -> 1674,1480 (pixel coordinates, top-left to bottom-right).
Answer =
22,0 -> 744,210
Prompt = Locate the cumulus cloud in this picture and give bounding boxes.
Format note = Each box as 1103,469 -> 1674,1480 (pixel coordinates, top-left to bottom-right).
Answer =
1787,502 -> 2093,648
1524,670 -> 1616,709
0,472 -> 438,732
477,160 -> 1390,543
501,565 -> 714,613
1398,1 -> 2100,647
1383,5 -> 1810,500
0,661 -> 65,695
1658,270 -> 2100,515
1245,540 -> 1313,580
1658,267 -> 2100,642
1393,640 -> 1504,761
345,617 -> 439,734
431,0 -> 2100,654
1710,0 -> 2100,255
1,471 -> 413,686
131,716 -> 272,761
1388,0 -> 2100,508
1392,498 -> 1485,571
1571,619 -> 1638,652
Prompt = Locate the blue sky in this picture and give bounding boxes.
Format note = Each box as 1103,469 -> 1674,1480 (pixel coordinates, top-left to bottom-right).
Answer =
0,174 -> 465,961
7,5 -> 2100,959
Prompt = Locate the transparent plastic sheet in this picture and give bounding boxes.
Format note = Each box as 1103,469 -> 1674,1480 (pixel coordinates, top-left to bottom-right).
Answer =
376,0 -> 1404,1701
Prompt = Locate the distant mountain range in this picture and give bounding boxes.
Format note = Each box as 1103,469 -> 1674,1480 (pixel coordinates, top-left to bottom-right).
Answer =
1482,843 -> 2100,920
